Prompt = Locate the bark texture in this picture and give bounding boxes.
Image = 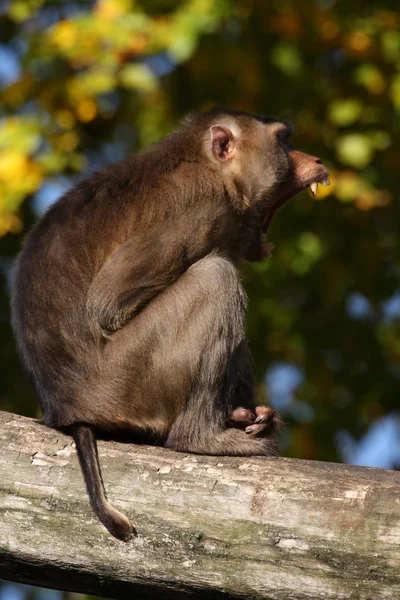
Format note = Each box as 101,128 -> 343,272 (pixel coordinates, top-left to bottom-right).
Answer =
0,410 -> 399,600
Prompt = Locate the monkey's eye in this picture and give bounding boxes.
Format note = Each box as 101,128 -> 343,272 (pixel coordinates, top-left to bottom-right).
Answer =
277,129 -> 291,145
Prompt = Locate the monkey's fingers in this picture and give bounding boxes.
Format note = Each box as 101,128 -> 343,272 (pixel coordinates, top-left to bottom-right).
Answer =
228,407 -> 256,428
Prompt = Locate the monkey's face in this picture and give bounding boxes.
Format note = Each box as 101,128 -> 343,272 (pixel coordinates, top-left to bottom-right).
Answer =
258,122 -> 330,236
208,113 -> 329,260
209,115 -> 329,208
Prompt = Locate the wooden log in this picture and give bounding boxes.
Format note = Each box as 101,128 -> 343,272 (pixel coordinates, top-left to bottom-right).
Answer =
0,410 -> 399,599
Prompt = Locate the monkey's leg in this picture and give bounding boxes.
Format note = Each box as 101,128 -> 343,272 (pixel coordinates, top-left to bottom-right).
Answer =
99,253 -> 280,456
225,345 -> 281,437
157,255 -> 279,457
76,254 -> 279,539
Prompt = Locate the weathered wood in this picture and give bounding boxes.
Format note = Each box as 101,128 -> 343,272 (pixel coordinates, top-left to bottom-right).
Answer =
0,410 -> 399,600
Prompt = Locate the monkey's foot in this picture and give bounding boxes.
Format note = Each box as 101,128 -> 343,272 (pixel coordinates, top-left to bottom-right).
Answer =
245,406 -> 281,437
228,407 -> 256,428
228,405 -> 281,437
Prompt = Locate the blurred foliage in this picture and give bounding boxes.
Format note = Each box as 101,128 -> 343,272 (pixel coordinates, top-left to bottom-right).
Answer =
1,0 -> 400,470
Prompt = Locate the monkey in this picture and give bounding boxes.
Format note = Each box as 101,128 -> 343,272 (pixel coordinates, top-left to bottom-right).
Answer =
11,108 -> 329,541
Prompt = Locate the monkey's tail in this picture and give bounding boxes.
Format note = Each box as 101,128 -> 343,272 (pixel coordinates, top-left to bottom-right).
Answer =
71,423 -> 135,541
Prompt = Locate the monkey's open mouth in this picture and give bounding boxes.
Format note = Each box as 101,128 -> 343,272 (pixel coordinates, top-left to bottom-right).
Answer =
262,174 -> 330,235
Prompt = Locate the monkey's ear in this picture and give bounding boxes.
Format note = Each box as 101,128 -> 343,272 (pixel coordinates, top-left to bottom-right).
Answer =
210,125 -> 235,162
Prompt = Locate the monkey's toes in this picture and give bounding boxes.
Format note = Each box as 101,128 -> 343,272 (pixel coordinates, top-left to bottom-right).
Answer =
245,406 -> 281,437
228,407 -> 256,428
254,406 -> 275,421
245,422 -> 273,437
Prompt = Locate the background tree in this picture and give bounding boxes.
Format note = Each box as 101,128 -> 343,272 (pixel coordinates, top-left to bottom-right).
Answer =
1,0 -> 399,469
1,1 -> 400,598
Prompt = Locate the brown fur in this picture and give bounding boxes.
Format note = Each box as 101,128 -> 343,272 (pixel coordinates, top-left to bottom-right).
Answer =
11,108 -> 328,540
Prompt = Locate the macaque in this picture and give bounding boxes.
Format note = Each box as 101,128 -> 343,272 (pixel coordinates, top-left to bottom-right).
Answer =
11,109 -> 329,540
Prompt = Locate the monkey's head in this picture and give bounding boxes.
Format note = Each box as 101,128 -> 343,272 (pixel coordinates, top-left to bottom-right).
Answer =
191,108 -> 330,260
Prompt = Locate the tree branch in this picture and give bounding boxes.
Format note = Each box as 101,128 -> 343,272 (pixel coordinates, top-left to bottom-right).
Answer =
0,410 -> 399,599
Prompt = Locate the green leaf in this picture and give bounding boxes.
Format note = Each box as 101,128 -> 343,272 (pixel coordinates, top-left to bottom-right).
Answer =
271,43 -> 303,77
119,64 -> 158,92
336,134 -> 375,168
328,99 -> 363,126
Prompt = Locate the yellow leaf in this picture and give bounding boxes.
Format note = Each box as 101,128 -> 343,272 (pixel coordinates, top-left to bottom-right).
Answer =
49,20 -> 78,51
345,31 -> 373,53
335,171 -> 362,203
0,151 -> 43,194
0,151 -> 27,182
0,116 -> 42,154
0,213 -> 23,237
76,99 -> 97,122
96,0 -> 131,20
120,64 -> 158,92
75,69 -> 116,95
55,110 -> 76,129
355,64 -> 386,95
55,132 -> 80,152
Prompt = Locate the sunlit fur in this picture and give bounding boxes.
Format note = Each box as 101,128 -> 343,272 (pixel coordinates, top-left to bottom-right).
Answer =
11,109 -> 327,539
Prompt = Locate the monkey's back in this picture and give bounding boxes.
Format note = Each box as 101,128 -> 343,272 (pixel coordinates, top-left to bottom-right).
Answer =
11,159 -> 147,426
11,129 -> 237,428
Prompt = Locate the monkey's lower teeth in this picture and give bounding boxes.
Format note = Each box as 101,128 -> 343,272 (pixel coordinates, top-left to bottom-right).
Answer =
309,177 -> 330,195
309,182 -> 318,195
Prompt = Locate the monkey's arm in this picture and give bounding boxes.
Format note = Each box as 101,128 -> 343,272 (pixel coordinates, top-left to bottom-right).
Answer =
86,235 -> 187,332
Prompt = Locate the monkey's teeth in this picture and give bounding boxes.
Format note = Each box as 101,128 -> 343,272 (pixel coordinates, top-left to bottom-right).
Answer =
321,176 -> 330,187
309,182 -> 318,195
